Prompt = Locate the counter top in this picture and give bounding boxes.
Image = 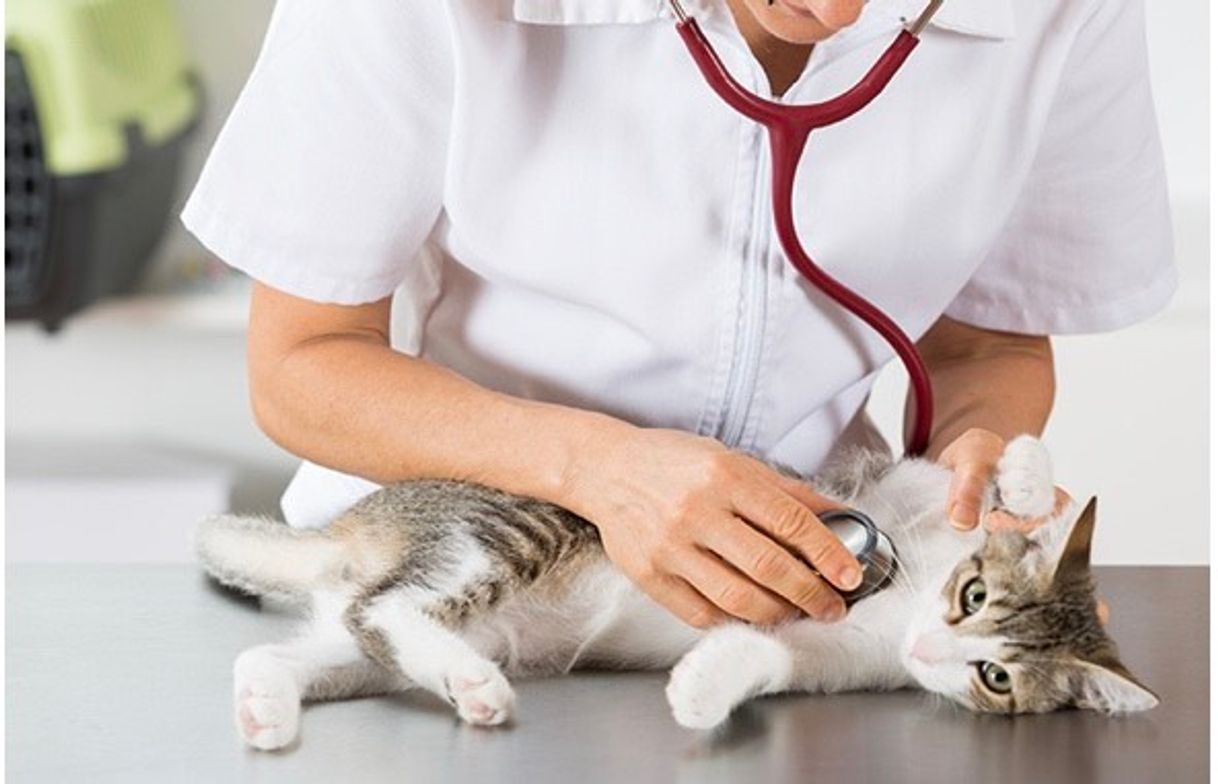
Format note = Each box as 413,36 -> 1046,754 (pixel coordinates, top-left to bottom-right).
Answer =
6,564 -> 1208,783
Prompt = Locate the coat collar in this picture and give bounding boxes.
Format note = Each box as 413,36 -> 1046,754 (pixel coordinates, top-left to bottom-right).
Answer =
510,0 -> 1016,41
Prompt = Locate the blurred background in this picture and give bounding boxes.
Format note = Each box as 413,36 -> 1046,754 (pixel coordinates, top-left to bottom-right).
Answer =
5,1 -> 1209,564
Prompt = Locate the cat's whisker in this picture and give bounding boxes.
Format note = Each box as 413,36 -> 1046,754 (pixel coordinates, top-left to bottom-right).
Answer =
890,507 -> 928,579
887,558 -> 917,600
900,523 -> 930,583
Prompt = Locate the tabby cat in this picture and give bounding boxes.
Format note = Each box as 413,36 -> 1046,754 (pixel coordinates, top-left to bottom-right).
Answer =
197,435 -> 1156,751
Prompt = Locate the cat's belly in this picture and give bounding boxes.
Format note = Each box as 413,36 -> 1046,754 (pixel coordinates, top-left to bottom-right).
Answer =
571,575 -> 706,670
462,560 -> 703,676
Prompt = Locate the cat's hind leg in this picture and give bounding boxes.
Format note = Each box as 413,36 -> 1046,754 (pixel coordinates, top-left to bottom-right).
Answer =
234,593 -> 402,750
345,586 -> 516,726
665,624 -> 793,730
335,493 -> 599,727
235,635 -> 396,750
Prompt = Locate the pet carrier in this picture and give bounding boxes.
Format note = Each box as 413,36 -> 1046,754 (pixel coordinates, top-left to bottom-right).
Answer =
5,0 -> 201,330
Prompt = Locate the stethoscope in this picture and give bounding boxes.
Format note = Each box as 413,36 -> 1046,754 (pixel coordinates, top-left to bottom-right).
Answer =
819,509 -> 897,603
667,1 -> 948,599
667,0 -> 946,458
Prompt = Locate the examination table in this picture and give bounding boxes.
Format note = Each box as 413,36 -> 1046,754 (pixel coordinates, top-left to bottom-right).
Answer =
7,564 -> 1207,783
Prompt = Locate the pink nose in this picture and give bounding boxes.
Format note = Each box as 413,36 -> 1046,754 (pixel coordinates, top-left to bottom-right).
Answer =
911,633 -> 953,664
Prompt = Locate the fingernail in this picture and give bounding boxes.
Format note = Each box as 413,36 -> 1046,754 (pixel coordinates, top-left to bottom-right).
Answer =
823,602 -> 847,622
838,565 -> 863,590
949,503 -> 973,530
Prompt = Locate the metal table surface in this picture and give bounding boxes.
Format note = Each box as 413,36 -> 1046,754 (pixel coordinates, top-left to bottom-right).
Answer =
6,564 -> 1208,783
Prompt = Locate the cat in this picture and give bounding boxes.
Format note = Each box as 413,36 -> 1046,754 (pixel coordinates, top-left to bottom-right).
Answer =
196,435 -> 1157,751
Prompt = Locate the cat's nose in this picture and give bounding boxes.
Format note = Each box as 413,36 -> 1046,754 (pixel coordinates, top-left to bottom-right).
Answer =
910,633 -> 954,664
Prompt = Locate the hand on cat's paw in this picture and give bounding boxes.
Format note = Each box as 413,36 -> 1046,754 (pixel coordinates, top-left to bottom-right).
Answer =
985,486 -> 1072,534
937,428 -> 1007,530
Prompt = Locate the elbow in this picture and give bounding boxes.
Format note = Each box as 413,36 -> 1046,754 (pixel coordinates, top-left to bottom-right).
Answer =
249,377 -> 277,441
248,360 -> 293,450
243,281 -> 394,456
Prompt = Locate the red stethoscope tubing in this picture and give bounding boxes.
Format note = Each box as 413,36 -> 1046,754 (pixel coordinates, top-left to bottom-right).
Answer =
674,20 -> 934,457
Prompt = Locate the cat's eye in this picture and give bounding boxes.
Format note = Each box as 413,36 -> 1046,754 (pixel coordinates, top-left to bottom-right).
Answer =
960,577 -> 987,615
977,661 -> 1012,694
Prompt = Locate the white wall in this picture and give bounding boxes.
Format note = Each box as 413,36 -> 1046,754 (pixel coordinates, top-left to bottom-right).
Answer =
5,2 -> 1209,563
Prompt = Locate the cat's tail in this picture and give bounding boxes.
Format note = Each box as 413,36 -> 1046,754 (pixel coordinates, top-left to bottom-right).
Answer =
194,514 -> 348,600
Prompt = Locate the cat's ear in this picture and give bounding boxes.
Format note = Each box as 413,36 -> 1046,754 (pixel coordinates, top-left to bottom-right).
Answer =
1050,497 -> 1098,585
1073,658 -> 1159,714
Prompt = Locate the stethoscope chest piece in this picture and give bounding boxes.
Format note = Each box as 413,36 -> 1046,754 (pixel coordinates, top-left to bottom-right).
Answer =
818,509 -> 898,604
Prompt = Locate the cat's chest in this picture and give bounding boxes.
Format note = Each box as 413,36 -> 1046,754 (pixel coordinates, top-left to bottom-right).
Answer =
851,466 -> 985,595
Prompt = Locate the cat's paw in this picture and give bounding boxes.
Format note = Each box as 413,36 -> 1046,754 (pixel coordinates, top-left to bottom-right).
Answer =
996,435 -> 1055,519
445,662 -> 515,726
233,654 -> 301,751
666,656 -> 735,730
667,626 -> 793,730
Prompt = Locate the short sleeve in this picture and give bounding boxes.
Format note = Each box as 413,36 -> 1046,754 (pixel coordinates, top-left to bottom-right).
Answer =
181,1 -> 454,304
944,0 -> 1177,335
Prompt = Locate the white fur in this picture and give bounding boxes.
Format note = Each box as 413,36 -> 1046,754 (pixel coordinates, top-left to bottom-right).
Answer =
362,591 -> 516,725
234,592 -> 396,749
1074,661 -> 1160,714
196,515 -> 346,597
666,625 -> 792,729
996,435 -> 1056,518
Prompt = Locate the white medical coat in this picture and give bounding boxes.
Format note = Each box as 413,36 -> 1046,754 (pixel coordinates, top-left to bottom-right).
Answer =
182,0 -> 1176,527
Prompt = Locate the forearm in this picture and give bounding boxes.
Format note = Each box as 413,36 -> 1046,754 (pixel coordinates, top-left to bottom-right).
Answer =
906,317 -> 1055,459
248,294 -> 630,507
245,284 -> 876,626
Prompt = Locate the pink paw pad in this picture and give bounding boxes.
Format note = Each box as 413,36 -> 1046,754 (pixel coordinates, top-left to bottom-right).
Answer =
445,669 -> 515,726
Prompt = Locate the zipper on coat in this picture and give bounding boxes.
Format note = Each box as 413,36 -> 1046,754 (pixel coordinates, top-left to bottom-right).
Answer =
717,130 -> 772,448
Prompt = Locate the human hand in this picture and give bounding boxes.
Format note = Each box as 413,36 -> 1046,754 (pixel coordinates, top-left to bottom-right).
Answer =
562,422 -> 863,628
937,427 -> 1008,531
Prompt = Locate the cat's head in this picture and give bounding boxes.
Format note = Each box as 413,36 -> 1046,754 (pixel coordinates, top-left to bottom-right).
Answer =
901,498 -> 1158,715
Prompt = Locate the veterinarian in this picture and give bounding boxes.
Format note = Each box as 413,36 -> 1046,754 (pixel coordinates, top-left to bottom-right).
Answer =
183,0 -> 1173,629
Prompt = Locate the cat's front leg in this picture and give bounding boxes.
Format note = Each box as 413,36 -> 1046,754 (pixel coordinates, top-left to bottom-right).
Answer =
665,624 -> 793,729
666,620 -> 909,730
779,620 -> 910,696
995,435 -> 1056,518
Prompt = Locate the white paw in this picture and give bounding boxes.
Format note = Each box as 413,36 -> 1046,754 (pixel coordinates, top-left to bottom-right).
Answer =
233,660 -> 301,751
445,662 -> 515,726
666,657 -> 734,730
996,435 -> 1055,518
